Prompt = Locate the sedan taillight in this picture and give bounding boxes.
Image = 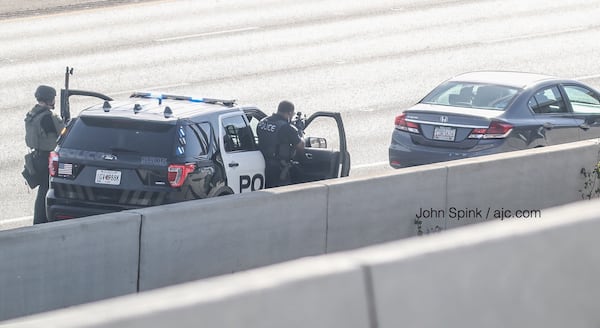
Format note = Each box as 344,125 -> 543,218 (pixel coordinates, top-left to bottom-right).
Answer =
468,121 -> 513,139
394,113 -> 420,133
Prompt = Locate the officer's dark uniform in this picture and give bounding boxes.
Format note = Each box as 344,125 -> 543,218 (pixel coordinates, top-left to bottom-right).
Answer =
25,85 -> 64,224
257,106 -> 302,188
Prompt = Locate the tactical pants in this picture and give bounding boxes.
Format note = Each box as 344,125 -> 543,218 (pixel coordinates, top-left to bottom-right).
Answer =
33,151 -> 50,224
265,160 -> 291,188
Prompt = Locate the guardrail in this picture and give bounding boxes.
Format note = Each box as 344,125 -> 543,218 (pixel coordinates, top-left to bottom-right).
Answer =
1,139 -> 599,321
7,199 -> 600,327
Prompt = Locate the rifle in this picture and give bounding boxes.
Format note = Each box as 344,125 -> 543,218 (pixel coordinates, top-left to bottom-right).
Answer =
291,111 -> 306,137
60,66 -> 74,124
59,66 -> 113,124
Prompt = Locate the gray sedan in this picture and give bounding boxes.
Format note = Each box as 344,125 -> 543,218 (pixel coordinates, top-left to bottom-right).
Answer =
389,71 -> 600,168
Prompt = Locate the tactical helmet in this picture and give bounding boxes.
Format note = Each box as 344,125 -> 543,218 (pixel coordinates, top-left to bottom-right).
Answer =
35,85 -> 57,102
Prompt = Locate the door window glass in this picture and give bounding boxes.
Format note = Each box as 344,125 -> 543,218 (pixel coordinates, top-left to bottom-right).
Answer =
528,86 -> 567,114
222,115 -> 256,152
564,85 -> 600,114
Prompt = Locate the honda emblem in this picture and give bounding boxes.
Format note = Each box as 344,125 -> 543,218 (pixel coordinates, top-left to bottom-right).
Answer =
440,116 -> 448,123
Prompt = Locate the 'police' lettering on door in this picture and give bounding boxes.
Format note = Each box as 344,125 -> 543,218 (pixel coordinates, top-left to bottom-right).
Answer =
239,174 -> 264,192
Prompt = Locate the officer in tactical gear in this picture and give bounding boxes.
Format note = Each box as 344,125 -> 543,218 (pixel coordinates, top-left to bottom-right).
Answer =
24,85 -> 64,224
257,100 -> 305,188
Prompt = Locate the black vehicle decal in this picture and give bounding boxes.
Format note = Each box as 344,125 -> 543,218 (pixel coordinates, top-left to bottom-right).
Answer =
141,156 -> 168,166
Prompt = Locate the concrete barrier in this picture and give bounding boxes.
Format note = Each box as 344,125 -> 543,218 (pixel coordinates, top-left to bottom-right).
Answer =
0,212 -> 141,321
7,199 -> 600,327
325,139 -> 599,247
351,199 -> 600,328
443,140 -> 599,229
325,166 -> 447,252
4,251 -> 371,328
135,183 -> 329,291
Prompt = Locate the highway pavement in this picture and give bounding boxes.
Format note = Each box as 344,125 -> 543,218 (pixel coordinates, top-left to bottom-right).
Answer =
1,0 -> 599,222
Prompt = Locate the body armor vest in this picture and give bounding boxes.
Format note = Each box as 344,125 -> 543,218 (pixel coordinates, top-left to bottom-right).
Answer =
25,105 -> 63,151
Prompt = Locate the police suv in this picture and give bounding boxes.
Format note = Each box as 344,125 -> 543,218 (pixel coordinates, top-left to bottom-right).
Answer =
46,89 -> 350,221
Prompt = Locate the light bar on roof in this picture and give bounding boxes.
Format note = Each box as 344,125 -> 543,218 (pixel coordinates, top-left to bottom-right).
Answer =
130,92 -> 236,106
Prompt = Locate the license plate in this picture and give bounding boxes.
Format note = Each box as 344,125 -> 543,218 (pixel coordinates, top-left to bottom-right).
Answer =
95,169 -> 121,185
433,126 -> 456,141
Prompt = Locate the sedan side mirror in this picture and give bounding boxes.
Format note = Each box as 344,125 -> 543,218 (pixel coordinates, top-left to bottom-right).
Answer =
305,137 -> 327,148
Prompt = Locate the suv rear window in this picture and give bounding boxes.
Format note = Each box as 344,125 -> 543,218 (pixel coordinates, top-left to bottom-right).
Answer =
61,117 -> 176,158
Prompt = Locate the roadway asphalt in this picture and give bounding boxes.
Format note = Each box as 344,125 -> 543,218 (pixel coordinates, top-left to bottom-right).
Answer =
1,0 -> 599,222
0,0 -> 160,19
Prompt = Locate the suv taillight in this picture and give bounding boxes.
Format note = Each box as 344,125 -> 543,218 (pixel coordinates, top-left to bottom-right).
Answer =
468,121 -> 513,139
167,163 -> 196,188
49,151 -> 59,177
394,113 -> 420,133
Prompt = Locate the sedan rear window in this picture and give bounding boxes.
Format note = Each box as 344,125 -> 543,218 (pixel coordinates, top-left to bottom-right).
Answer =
421,82 -> 519,111
60,117 -> 176,158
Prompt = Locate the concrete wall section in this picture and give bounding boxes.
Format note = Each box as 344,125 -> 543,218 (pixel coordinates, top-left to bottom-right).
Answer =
6,253 -> 371,328
325,166 -> 447,252
137,183 -> 328,291
443,140 -> 599,229
9,200 -> 600,328
352,199 -> 600,328
0,212 -> 141,321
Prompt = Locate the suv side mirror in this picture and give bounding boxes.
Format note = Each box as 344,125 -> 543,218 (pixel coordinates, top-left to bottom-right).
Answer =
305,137 -> 327,148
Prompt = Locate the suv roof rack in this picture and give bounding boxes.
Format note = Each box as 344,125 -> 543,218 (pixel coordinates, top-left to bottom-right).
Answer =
130,92 -> 236,107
